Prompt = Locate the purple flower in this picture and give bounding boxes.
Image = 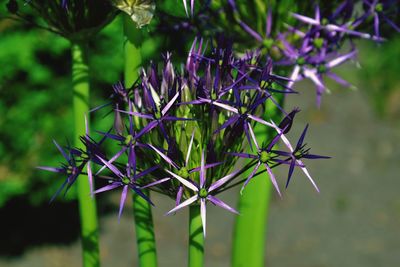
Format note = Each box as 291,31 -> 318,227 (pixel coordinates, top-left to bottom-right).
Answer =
119,82 -> 190,142
23,0 -> 115,39
97,101 -> 150,178
149,131 -> 196,205
94,157 -> 161,220
148,131 -> 222,206
165,151 -> 239,236
355,0 -> 400,39
209,94 -> 278,151
228,124 -> 283,195
278,37 -> 314,89
273,124 -> 330,191
281,34 -> 357,106
237,58 -> 295,113
37,140 -> 84,202
41,37 -> 333,229
291,5 -> 383,41
301,49 -> 357,106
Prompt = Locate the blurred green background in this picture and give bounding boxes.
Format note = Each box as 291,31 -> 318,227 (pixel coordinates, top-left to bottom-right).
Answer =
0,1 -> 399,266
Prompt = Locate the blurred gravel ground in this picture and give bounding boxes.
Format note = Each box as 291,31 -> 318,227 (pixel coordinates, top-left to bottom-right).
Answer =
0,80 -> 399,267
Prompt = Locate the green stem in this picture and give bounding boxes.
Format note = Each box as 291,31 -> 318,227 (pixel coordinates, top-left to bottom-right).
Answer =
232,97 -> 283,267
188,205 -> 204,267
123,14 -> 158,267
231,129 -> 272,267
133,191 -> 158,267
72,42 -> 100,267
124,14 -> 142,86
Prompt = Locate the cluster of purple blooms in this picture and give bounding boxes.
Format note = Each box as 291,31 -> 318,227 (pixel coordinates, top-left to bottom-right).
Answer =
228,0 -> 399,106
39,0 -> 399,236
39,40 -> 329,236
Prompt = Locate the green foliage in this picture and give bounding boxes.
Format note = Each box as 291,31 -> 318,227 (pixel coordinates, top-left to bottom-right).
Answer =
0,14 -> 124,206
358,37 -> 400,119
157,0 -> 201,18
0,22 -> 72,205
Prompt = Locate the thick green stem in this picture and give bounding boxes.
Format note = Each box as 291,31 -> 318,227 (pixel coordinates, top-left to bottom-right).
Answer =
123,14 -> 158,267
133,191 -> 158,267
72,42 -> 100,267
188,205 -> 204,267
124,14 -> 142,87
232,97 -> 283,267
231,126 -> 272,267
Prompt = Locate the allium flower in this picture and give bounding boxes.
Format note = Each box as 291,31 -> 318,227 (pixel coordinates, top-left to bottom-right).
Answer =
277,32 -> 358,106
291,5 -> 383,41
40,39 -> 330,235
238,57 -> 295,113
301,49 -> 358,106
228,124 -> 283,195
278,37 -> 314,89
37,140 -> 85,202
209,94 -> 278,150
148,131 -> 222,206
94,157 -> 160,219
355,0 -> 400,39
273,122 -> 330,191
224,1 -> 398,109
165,151 -> 239,237
118,80 -> 190,141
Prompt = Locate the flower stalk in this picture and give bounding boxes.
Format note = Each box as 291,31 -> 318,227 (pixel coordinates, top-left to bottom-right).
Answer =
189,205 -> 204,267
232,168 -> 272,267
123,14 -> 158,267
72,42 -> 100,267
232,95 -> 284,267
133,190 -> 158,267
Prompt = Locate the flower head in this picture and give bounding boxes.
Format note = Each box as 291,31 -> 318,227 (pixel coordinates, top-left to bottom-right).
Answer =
272,122 -> 330,191
94,156 -> 160,220
165,151 -> 239,236
40,39 -> 332,234
37,140 -> 84,202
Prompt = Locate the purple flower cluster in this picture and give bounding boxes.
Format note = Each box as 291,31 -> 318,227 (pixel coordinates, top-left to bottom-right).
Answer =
228,0 -> 399,106
39,40 -> 329,236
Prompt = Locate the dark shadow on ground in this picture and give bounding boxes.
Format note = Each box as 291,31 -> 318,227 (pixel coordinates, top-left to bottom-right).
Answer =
0,197 -> 80,257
